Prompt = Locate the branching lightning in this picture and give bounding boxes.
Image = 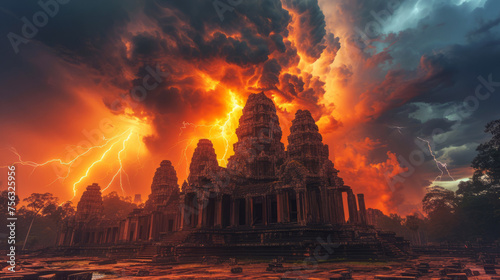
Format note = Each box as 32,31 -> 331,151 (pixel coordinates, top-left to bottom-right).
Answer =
176,90 -> 243,172
417,137 -> 455,182
102,131 -> 133,194
2,117 -> 151,202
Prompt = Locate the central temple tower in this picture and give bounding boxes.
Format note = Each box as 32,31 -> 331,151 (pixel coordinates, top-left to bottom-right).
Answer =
227,92 -> 286,180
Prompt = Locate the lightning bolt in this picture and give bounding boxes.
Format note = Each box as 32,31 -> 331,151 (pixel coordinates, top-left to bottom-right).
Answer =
177,90 -> 243,172
3,129 -> 131,181
2,116 -> 150,202
101,130 -> 133,194
417,137 -> 455,182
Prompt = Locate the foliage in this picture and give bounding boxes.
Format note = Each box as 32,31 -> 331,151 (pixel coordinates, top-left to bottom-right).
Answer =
420,119 -> 500,243
15,193 -> 75,250
471,119 -> 500,188
102,191 -> 137,220
23,192 -> 58,215
373,120 -> 500,244
422,186 -> 456,215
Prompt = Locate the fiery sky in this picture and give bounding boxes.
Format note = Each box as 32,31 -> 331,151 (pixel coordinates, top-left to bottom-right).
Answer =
1,0 -> 500,215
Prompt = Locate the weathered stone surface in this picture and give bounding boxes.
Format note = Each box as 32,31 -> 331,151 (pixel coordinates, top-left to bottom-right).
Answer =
287,109 -> 329,174
145,160 -> 179,211
187,139 -> 222,190
227,92 -> 285,179
60,91 -> 381,258
76,183 -> 103,221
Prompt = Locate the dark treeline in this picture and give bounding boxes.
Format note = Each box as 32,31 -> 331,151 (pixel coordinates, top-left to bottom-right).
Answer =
0,191 -> 138,250
372,119 -> 500,244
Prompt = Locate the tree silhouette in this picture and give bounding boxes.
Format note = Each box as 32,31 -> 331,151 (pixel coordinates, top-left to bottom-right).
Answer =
422,119 -> 500,242
404,214 -> 423,245
22,193 -> 58,250
422,186 -> 456,215
471,119 -> 500,188
102,191 -> 137,220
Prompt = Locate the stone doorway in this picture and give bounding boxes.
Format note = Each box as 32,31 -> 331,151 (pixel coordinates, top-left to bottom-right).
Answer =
221,195 -> 231,228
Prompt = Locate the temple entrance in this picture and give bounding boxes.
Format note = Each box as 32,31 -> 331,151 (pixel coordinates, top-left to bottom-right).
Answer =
128,226 -> 135,242
267,194 -> 278,224
308,187 -> 322,223
252,196 -> 263,225
185,193 -> 198,227
221,195 -> 231,228
237,198 -> 246,226
168,219 -> 174,232
289,190 -> 298,223
73,232 -> 81,244
206,194 -> 216,227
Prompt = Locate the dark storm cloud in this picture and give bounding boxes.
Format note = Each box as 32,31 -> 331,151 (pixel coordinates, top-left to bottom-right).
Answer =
440,143 -> 479,167
280,73 -> 305,97
142,0 -> 291,66
338,0 -> 500,183
0,0 -> 139,133
418,118 -> 456,136
0,0 -> 137,91
0,0 -> 334,119
324,32 -> 341,58
131,33 -> 166,57
282,0 -> 327,59
467,15 -> 500,39
260,58 -> 282,88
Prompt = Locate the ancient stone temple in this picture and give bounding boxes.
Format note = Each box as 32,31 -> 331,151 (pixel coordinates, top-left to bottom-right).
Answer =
75,183 -> 103,221
57,183 -> 121,246
227,92 -> 286,179
176,92 -> 365,230
57,92 -> 409,260
119,160 -> 181,242
144,160 -> 179,212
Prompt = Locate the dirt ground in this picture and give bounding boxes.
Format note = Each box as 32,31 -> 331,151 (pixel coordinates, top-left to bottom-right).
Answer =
1,255 -> 498,279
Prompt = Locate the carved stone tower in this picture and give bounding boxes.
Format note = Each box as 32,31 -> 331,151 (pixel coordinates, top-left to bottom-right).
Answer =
145,160 -> 179,211
287,109 -> 329,175
227,92 -> 285,180
76,183 -> 103,221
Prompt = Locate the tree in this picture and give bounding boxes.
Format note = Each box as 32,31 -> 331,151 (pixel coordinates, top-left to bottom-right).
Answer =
421,120 -> 500,243
22,193 -> 58,250
422,186 -> 456,215
102,191 -> 137,220
454,119 -> 500,241
422,186 -> 457,242
45,201 -> 76,225
404,214 -> 423,245
471,119 -> 500,189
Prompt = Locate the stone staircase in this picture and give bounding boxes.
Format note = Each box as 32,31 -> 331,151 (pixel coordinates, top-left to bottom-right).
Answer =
136,244 -> 157,259
376,232 -> 409,258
